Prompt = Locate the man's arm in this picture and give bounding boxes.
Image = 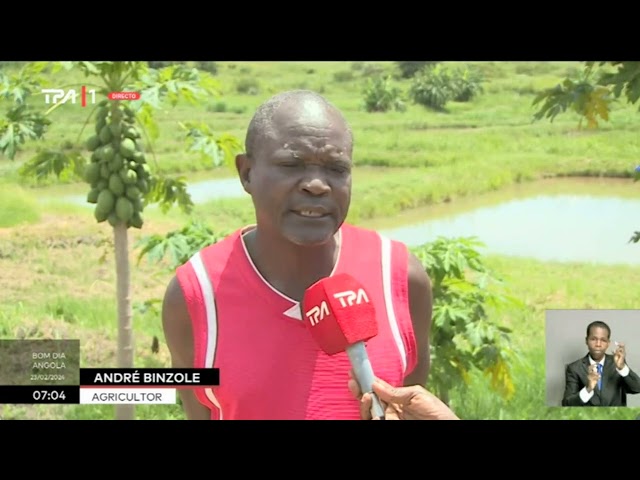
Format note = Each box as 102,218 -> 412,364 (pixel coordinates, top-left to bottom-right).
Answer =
562,364 -> 592,406
403,252 -> 433,388
619,366 -> 640,394
162,275 -> 212,420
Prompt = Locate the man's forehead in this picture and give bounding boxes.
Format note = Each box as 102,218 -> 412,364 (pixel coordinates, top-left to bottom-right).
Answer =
276,107 -> 348,140
283,97 -> 327,120
274,101 -> 342,129
589,327 -> 608,337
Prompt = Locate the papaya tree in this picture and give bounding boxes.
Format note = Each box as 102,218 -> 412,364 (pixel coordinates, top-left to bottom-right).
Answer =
2,61 -> 241,420
410,237 -> 520,406
532,61 -> 640,129
531,61 -> 640,243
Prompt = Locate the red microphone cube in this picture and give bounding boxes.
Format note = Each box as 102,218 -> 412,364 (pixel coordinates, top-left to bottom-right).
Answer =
302,273 -> 378,355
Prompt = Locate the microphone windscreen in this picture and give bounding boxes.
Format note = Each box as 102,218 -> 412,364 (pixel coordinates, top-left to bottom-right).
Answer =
302,273 -> 378,355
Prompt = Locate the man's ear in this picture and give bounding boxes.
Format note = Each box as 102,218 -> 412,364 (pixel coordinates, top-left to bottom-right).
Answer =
236,153 -> 252,194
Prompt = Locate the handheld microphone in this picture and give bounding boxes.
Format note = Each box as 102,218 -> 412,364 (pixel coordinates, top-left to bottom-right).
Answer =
302,273 -> 386,420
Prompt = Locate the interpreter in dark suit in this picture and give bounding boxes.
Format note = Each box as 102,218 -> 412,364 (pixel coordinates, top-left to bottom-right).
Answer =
562,321 -> 640,407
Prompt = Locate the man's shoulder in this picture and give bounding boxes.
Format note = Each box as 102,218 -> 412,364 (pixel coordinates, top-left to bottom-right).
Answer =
342,222 -> 374,235
343,223 -> 408,247
566,355 -> 588,369
178,227 -> 244,268
205,228 -> 243,250
344,224 -> 424,278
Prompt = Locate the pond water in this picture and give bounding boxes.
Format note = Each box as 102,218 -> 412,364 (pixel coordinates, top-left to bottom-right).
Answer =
56,177 -> 246,206
379,194 -> 640,265
186,177 -> 246,202
49,176 -> 640,265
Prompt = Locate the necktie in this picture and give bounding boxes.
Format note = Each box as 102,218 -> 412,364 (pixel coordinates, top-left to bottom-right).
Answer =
597,363 -> 603,390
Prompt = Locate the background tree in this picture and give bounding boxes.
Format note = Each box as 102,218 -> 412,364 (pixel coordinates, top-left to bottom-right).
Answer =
531,61 -> 640,243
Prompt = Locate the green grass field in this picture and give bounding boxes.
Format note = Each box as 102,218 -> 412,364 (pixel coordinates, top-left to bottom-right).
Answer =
1,61 -> 639,420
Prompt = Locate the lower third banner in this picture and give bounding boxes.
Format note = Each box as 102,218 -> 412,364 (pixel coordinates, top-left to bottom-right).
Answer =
80,388 -> 176,405
77,368 -> 219,405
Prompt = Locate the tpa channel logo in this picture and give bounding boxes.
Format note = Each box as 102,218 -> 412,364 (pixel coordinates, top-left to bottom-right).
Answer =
41,86 -> 140,107
305,289 -> 370,326
333,289 -> 369,308
306,302 -> 330,326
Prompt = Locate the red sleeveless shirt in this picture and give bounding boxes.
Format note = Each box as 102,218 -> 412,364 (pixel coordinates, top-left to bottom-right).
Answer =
175,223 -> 417,419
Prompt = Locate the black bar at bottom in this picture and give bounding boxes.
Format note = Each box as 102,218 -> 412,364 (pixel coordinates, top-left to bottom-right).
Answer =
0,385 -> 79,404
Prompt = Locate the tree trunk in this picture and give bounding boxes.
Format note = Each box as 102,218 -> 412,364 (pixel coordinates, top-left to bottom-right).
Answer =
114,222 -> 134,420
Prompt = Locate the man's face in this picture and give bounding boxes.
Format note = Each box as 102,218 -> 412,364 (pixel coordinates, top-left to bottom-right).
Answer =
586,326 -> 610,361
239,101 -> 352,246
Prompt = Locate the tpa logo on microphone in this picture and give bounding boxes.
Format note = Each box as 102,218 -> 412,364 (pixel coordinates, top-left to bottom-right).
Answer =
333,289 -> 369,307
306,302 -> 330,326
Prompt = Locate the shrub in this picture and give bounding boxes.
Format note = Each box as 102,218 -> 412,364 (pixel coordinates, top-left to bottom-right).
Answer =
396,61 -> 439,78
362,76 -> 406,113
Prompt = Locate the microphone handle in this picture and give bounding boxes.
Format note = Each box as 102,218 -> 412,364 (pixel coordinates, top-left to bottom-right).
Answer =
346,342 -> 386,419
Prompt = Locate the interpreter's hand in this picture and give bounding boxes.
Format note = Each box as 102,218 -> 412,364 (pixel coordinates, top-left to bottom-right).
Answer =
614,342 -> 626,370
348,370 -> 459,420
587,364 -> 600,392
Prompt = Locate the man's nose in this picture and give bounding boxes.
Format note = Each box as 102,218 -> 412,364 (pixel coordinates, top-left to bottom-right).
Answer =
300,169 -> 330,195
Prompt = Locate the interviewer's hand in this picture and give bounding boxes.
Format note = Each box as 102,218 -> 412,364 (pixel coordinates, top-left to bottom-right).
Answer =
348,371 -> 459,420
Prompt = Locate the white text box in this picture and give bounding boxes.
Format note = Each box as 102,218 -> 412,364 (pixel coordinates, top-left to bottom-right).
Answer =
80,388 -> 176,404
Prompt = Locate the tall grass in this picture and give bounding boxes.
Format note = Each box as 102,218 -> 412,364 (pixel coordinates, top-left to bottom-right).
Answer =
0,183 -> 41,227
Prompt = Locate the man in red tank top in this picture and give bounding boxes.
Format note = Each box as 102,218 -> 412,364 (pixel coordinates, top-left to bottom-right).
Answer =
162,90 -> 433,420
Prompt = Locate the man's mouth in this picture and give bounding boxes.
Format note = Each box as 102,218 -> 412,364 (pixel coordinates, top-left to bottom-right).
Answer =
297,210 -> 324,217
292,207 -> 330,218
